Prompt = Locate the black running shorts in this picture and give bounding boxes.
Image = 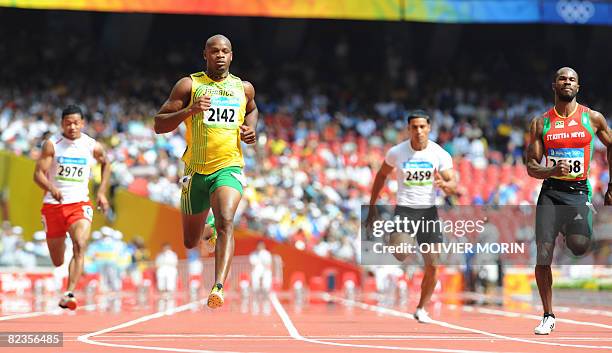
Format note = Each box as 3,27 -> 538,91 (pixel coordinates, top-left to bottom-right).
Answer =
536,179 -> 593,245
394,205 -> 443,244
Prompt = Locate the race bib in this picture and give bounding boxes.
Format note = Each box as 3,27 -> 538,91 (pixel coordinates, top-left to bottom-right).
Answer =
231,171 -> 247,187
204,96 -> 240,128
402,161 -> 434,186
180,175 -> 192,195
55,156 -> 88,183
547,148 -> 584,179
41,215 -> 48,233
82,205 -> 94,221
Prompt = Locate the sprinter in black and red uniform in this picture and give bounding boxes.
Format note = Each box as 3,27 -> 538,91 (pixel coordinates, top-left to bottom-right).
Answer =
526,67 -> 612,335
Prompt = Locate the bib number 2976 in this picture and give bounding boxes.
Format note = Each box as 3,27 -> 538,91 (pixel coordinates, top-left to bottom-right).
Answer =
58,165 -> 84,178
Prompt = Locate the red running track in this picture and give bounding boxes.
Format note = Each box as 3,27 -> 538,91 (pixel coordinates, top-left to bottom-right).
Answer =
1,292 -> 611,353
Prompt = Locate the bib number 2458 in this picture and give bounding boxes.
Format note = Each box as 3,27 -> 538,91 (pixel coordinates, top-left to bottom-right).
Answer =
548,158 -> 582,174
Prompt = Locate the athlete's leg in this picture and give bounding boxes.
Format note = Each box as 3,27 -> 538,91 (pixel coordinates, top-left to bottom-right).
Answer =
535,191 -> 558,315
564,201 -> 592,256
65,219 -> 91,292
417,252 -> 438,309
565,234 -> 590,256
203,224 -> 214,241
210,186 -> 241,285
416,206 -> 441,310
180,172 -> 210,249
46,237 -> 66,267
182,211 -> 208,249
42,205 -> 67,267
535,264 -> 553,313
388,232 -> 412,262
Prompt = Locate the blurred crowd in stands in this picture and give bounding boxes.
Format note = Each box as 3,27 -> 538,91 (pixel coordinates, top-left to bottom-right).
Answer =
0,220 -> 150,275
1,15 -> 611,265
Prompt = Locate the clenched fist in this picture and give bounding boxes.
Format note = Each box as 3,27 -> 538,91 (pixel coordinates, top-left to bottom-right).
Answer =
240,125 -> 256,144
50,186 -> 63,203
551,160 -> 570,177
188,95 -> 211,115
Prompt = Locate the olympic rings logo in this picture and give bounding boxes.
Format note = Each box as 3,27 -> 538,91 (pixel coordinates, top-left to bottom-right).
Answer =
556,0 -> 596,24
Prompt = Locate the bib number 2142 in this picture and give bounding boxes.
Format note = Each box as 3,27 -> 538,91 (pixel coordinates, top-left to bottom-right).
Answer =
206,107 -> 236,123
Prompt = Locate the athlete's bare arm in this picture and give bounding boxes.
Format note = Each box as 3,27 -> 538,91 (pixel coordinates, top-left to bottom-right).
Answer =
240,81 -> 258,144
93,142 -> 111,213
33,140 -> 62,202
369,162 -> 394,206
435,169 -> 457,195
365,161 -> 394,227
154,77 -> 211,134
526,116 -> 569,179
590,110 -> 612,205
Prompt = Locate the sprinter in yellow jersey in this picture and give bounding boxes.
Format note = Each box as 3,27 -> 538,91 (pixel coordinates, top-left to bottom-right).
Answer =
154,34 -> 258,309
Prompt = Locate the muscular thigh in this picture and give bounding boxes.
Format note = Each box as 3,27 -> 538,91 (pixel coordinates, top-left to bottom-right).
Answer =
535,189 -> 562,245
182,212 -> 208,243
46,236 -> 66,265
210,186 -> 242,223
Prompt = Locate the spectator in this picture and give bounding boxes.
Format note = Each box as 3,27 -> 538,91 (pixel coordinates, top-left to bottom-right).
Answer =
155,243 -> 178,295
1,225 -> 23,266
249,241 -> 273,295
14,241 -> 37,269
32,230 -> 51,266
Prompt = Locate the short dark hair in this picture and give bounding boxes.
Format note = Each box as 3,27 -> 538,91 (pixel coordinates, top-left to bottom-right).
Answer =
553,67 -> 579,83
407,109 -> 430,124
61,105 -> 83,120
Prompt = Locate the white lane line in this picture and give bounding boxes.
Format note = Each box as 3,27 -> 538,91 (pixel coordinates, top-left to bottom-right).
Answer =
332,296 -> 612,350
536,305 -> 612,318
64,334 -> 612,341
459,306 -> 612,330
77,300 -> 264,353
62,336 -> 612,342
463,291 -> 612,318
270,293 -> 523,353
0,303 -> 99,321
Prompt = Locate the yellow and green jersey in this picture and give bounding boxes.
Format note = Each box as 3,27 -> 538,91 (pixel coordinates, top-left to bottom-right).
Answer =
182,71 -> 246,175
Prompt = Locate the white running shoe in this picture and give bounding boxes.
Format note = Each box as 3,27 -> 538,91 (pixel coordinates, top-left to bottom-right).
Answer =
58,292 -> 77,311
534,315 -> 556,335
414,308 -> 433,323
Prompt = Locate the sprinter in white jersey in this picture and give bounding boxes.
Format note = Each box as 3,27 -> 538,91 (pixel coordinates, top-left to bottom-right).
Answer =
34,105 -> 111,310
367,110 -> 457,323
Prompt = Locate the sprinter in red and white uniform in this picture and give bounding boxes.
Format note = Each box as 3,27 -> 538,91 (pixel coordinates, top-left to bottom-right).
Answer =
34,105 -> 111,310
526,67 -> 612,335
